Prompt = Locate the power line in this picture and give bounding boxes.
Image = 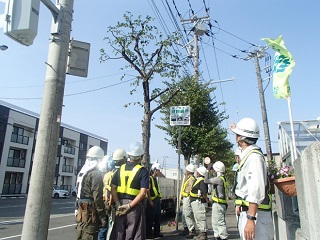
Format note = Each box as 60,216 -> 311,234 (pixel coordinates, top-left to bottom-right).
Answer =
0,70 -> 135,89
0,78 -> 136,100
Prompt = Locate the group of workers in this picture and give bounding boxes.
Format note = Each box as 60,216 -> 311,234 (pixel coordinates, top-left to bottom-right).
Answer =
75,141 -> 164,240
180,117 -> 274,240
74,117 -> 274,240
179,161 -> 228,240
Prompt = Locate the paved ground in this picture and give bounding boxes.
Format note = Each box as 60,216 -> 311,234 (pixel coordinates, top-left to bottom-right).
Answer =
160,200 -> 241,240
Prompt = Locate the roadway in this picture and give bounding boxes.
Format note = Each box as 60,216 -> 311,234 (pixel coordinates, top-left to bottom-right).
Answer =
0,197 -> 76,240
0,197 -> 240,240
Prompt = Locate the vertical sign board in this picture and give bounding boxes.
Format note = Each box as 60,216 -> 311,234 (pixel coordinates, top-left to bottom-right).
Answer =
170,106 -> 190,126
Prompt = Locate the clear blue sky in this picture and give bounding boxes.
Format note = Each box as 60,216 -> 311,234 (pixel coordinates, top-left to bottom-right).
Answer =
0,1 -> 319,168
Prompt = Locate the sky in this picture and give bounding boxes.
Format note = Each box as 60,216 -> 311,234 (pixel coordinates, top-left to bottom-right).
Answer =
0,1 -> 319,169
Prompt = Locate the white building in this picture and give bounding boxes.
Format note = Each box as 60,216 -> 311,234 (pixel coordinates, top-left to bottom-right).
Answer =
162,167 -> 183,180
0,100 -> 108,197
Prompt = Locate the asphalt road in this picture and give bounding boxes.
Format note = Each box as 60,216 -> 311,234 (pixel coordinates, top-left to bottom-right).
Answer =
0,197 -> 77,240
0,197 -> 240,240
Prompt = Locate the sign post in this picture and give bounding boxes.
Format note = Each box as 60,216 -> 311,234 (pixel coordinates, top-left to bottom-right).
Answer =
170,106 -> 190,230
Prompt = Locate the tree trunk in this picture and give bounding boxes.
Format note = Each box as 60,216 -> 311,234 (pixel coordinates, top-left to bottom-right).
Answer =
142,80 -> 151,169
142,109 -> 151,169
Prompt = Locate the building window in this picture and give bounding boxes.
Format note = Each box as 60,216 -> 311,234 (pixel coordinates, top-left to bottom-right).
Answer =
78,158 -> 85,166
62,165 -> 74,173
11,126 -> 29,145
79,142 -> 85,150
64,145 -> 75,155
7,148 -> 26,168
2,172 -> 23,194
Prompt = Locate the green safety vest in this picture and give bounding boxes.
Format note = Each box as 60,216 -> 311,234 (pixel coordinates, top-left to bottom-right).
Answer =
236,149 -> 272,211
117,164 -> 142,197
189,177 -> 204,198
212,176 -> 227,204
149,176 -> 162,200
182,175 -> 195,197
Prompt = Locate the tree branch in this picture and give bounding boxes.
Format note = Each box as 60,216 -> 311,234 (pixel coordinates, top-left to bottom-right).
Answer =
150,88 -> 181,116
149,87 -> 169,102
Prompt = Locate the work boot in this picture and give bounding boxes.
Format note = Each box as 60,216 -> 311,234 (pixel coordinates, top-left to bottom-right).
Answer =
195,232 -> 208,240
180,227 -> 189,236
185,229 -> 197,239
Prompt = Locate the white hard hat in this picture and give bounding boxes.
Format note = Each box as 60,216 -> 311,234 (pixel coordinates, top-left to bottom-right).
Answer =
186,164 -> 195,173
128,142 -> 144,157
98,155 -> 112,172
231,118 -> 260,138
113,148 -> 128,161
151,163 -> 161,171
196,166 -> 207,176
86,146 -> 104,160
213,161 -> 225,173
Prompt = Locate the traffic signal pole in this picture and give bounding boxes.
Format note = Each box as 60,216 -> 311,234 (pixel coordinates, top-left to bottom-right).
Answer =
21,0 -> 74,239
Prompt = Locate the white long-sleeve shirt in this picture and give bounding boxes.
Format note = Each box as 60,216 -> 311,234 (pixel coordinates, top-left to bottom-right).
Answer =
235,145 -> 267,205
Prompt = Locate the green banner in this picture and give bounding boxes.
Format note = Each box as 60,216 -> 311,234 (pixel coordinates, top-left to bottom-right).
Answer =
262,35 -> 295,99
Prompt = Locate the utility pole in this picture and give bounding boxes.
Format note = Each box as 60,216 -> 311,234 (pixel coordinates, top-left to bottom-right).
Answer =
193,31 -> 199,79
21,0 -> 74,239
249,48 -> 273,162
162,156 -> 168,176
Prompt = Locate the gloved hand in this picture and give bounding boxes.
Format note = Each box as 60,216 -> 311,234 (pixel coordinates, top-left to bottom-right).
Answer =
74,209 -> 78,217
116,203 -> 131,216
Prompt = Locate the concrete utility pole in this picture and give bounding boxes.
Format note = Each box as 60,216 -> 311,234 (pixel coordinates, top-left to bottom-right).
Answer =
250,48 -> 273,162
180,16 -> 209,168
21,0 -> 74,239
193,32 -> 199,79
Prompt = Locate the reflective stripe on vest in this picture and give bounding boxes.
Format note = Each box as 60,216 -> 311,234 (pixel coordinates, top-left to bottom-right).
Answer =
150,176 -> 162,200
182,175 -> 195,197
117,164 -> 142,196
237,149 -> 272,210
234,198 -> 242,206
212,176 -> 227,204
189,177 -> 204,198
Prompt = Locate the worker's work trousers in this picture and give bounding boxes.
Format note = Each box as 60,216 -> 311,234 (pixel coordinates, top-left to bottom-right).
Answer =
183,197 -> 196,231
181,211 -> 187,228
76,221 -> 99,240
146,197 -> 161,236
190,200 -> 207,232
114,199 -> 146,240
211,202 -> 228,239
238,210 -> 274,240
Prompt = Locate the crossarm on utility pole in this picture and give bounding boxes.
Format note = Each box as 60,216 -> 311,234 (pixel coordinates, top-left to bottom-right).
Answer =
40,0 -> 59,21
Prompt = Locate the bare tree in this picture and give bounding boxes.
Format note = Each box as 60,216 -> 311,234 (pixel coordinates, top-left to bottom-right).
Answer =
100,12 -> 183,167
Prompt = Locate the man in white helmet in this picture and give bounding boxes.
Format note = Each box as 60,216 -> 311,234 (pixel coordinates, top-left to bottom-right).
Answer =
205,161 -> 228,240
98,154 -> 112,240
111,142 -> 149,240
230,118 -> 273,240
180,163 -> 196,236
104,149 -> 128,240
75,146 -> 107,240
187,166 -> 209,240
146,162 -> 163,239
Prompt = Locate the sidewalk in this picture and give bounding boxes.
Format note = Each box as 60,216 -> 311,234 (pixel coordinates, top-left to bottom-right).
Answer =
160,200 -> 241,240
